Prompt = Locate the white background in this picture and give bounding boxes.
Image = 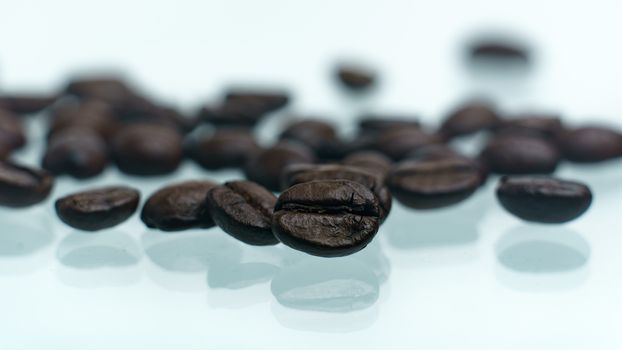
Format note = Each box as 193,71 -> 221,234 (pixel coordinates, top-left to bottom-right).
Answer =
1,0 -> 622,349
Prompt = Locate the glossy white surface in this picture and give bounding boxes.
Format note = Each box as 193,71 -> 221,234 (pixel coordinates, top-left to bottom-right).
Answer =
1,1 -> 622,349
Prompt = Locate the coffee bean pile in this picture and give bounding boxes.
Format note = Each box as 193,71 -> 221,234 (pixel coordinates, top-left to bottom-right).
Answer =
0,49 -> 614,257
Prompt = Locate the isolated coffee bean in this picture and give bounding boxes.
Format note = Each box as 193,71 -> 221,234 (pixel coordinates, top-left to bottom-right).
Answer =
496,176 -> 592,223
55,186 -> 140,231
480,134 -> 560,174
205,180 -> 279,246
469,40 -> 530,63
42,127 -> 108,179
0,161 -> 54,208
188,129 -> 260,170
224,89 -> 290,113
375,127 -> 444,161
279,119 -> 342,159
440,102 -> 500,138
281,164 -> 392,222
111,123 -> 183,176
336,65 -> 376,90
0,109 -> 26,150
273,180 -> 381,257
557,126 -> 622,163
244,141 -> 316,192
358,115 -> 421,134
387,158 -> 483,209
495,115 -> 563,138
342,151 -> 392,179
48,99 -> 119,139
0,94 -> 57,114
141,180 -> 217,231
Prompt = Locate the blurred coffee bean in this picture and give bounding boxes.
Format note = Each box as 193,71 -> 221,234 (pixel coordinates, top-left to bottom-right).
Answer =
279,119 -> 343,159
244,141 -> 316,192
55,186 -> 140,231
282,163 -> 392,221
115,95 -> 195,133
440,102 -> 500,138
375,127 -> 444,161
198,99 -> 269,127
480,134 -> 560,174
343,133 -> 379,154
65,76 -> 134,106
111,123 -> 183,176
387,158 -> 482,209
469,40 -> 530,63
0,109 -> 26,150
336,65 -> 376,90
495,115 -> 564,138
405,144 -> 462,161
358,114 -> 421,134
0,161 -> 54,208
0,94 -> 57,114
188,128 -> 260,170
225,89 -> 290,113
558,126 -> 622,163
48,99 -> 119,139
42,127 -> 108,179
205,180 -> 279,246
273,180 -> 381,257
496,176 -> 592,223
141,180 -> 218,231
342,151 -> 392,179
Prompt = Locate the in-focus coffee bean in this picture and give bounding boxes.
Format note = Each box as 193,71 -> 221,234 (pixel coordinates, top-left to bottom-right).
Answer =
0,161 -> 54,208
336,65 -> 376,90
496,176 -> 592,223
387,158 -> 483,209
480,134 -> 560,174
141,180 -> 218,231
55,186 -> 140,231
440,101 -> 499,138
111,123 -> 183,176
188,128 -> 260,170
42,127 -> 108,179
244,141 -> 316,192
557,126 -> 622,163
205,180 -> 279,245
272,180 -> 381,257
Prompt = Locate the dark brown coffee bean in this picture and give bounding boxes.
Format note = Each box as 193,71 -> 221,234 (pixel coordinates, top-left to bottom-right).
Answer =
336,65 -> 376,90
0,94 -> 57,114
65,76 -> 134,105
469,41 -> 530,63
42,127 -> 108,178
48,99 -> 119,139
405,144 -> 462,161
440,102 -> 500,138
342,151 -> 392,179
358,115 -> 421,134
343,133 -> 379,154
188,129 -> 260,170
198,99 -> 269,127
557,126 -> 622,163
480,134 -> 560,174
224,89 -> 290,113
495,115 -> 563,138
281,164 -> 392,222
141,180 -> 218,231
0,109 -> 26,150
388,158 -> 482,209
279,119 -> 343,159
55,186 -> 140,231
244,141 -> 316,192
0,161 -> 54,208
205,180 -> 278,246
496,176 -> 592,223
273,180 -> 381,257
111,123 -> 183,176
375,127 -> 444,161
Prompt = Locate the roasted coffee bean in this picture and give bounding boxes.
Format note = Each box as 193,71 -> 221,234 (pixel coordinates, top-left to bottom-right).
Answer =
188,129 -> 260,170
440,102 -> 500,138
65,76 -> 134,105
224,89 -> 290,113
495,115 -> 563,138
48,99 -> 119,139
405,144 -> 462,161
272,180 -> 381,257
342,151 -> 392,179
205,180 -> 279,245
198,99 -> 269,127
469,40 -> 530,63
387,158 -> 483,209
358,115 -> 421,134
375,127 -> 444,161
0,94 -> 57,114
557,126 -> 622,163
42,127 -> 108,178
244,141 -> 316,192
480,134 -> 560,174
55,186 -> 140,231
496,176 -> 592,223
336,65 -> 376,90
279,119 -> 343,159
0,109 -> 26,150
0,161 -> 54,208
141,180 -> 217,231
343,133 -> 379,154
281,164 -> 392,222
111,123 -> 183,176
